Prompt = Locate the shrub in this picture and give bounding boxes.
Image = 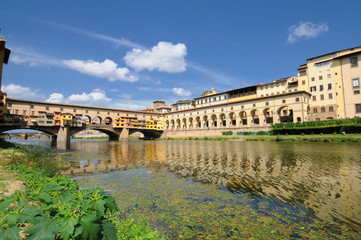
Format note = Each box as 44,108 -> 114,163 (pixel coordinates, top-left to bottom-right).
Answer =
222,131 -> 233,136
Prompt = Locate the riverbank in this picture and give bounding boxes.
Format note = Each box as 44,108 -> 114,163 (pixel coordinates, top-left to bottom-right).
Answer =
160,133 -> 361,142
0,139 -> 163,239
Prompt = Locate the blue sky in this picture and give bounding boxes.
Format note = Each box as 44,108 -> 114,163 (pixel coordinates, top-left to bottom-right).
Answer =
1,1 -> 360,110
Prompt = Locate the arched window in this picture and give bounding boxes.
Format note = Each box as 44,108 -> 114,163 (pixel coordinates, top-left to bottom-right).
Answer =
321,107 -> 325,112
313,108 -> 318,113
329,106 -> 334,112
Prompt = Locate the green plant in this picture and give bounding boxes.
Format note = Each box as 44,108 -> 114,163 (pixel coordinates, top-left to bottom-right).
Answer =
108,212 -> 164,240
222,131 -> 233,136
0,168 -> 119,240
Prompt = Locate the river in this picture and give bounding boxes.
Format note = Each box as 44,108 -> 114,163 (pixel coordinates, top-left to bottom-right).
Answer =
10,139 -> 361,238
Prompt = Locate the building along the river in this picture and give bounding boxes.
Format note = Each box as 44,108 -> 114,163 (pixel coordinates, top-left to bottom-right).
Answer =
297,46 -> 361,120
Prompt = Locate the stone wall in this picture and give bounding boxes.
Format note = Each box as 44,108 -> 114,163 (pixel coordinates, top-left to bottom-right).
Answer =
162,126 -> 271,138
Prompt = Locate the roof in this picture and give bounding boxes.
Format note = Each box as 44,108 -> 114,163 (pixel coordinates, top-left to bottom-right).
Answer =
165,90 -> 311,115
333,50 -> 361,60
307,45 -> 361,61
6,98 -> 161,116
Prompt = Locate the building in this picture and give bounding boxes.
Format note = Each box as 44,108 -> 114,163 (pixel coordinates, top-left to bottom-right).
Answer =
156,105 -> 172,113
195,89 -> 228,107
297,46 -> 361,120
171,100 -> 194,111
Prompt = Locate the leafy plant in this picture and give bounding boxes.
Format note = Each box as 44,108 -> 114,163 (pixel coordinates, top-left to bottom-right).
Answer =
0,171 -> 119,240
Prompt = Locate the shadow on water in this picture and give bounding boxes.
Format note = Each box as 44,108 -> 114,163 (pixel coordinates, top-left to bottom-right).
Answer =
60,140 -> 361,233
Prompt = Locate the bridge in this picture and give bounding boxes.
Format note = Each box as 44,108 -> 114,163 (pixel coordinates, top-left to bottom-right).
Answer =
0,98 -> 164,149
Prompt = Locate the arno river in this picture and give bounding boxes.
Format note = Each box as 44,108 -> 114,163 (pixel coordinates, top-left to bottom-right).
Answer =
13,139 -> 361,238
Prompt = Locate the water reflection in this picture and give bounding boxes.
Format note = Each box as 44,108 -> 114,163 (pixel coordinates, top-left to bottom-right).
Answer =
64,140 -> 361,229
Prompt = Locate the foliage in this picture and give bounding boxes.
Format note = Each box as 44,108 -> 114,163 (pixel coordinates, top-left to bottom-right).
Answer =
222,131 -> 233,135
0,167 -> 119,240
1,145 -> 162,240
108,212 -> 164,240
271,118 -> 361,134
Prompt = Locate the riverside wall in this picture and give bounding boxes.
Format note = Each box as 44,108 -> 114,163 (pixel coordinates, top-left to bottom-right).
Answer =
161,126 -> 271,138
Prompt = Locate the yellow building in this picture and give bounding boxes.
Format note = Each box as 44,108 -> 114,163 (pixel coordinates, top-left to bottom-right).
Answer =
298,46 -> 361,120
62,113 -> 73,126
0,92 -> 6,123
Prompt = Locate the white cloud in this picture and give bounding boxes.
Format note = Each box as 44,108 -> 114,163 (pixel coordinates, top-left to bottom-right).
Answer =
45,90 -> 112,107
124,41 -> 187,73
120,93 -> 132,100
287,21 -> 329,44
62,59 -> 138,82
172,87 -> 191,97
46,93 -> 65,103
67,89 -> 111,106
2,84 -> 45,99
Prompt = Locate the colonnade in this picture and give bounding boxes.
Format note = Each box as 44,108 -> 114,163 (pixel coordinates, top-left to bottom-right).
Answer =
164,105 -> 298,131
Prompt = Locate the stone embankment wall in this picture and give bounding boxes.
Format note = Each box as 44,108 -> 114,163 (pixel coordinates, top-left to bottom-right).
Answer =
162,126 -> 271,138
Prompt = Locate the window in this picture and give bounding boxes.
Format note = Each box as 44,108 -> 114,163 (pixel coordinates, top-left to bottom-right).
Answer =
313,96 -> 316,101
260,86 -> 263,90
321,107 -> 325,112
327,74 -> 331,79
265,86 -> 269,89
328,83 -> 332,90
271,84 -> 274,88
8,103 -> 12,107
329,93 -> 333,99
352,78 -> 360,88
276,83 -> 279,87
23,110 -> 27,115
356,104 -> 361,113
302,80 -> 306,85
282,99 -> 286,104
30,105 -> 34,109
295,97 -> 300,102
73,109 -> 76,113
313,108 -> 318,113
299,70 -> 306,76
354,90 -> 360,94
253,104 -> 256,107
315,61 -> 331,68
320,94 -> 324,100
46,107 -> 49,110
319,75 -> 323,80
329,106 -> 334,112
319,85 -> 324,91
265,102 -> 269,106
310,86 -> 316,92
350,57 -> 358,66
311,77 -> 315,82
282,82 -> 286,86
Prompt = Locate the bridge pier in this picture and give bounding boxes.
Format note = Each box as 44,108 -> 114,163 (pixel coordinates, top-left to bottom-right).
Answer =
56,126 -> 71,149
119,128 -> 129,139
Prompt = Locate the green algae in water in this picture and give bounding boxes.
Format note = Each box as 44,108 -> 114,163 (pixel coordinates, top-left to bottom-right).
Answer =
76,167 -> 358,239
